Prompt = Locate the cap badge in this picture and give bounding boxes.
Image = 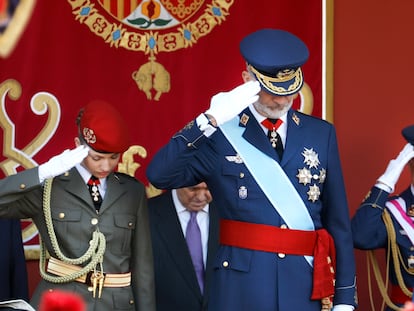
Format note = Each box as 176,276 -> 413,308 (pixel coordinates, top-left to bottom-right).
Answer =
249,65 -> 303,95
276,69 -> 297,81
83,127 -> 97,144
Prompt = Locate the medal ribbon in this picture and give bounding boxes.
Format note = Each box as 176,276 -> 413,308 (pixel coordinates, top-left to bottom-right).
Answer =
386,198 -> 414,245
261,118 -> 283,131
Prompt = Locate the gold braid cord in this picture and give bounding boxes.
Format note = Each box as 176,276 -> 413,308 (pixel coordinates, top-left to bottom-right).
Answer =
39,178 -> 106,283
367,208 -> 413,311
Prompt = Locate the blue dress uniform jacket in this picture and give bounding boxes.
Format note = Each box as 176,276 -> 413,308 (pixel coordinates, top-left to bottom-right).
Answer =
148,191 -> 219,311
0,167 -> 155,311
147,107 -> 357,311
352,186 -> 414,310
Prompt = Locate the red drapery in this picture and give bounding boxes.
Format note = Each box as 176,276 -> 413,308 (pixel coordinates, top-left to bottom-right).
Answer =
0,0 -> 326,258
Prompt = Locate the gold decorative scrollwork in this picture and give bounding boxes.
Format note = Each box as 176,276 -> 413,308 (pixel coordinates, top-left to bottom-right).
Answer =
294,82 -> 314,115
0,79 -> 60,175
0,78 -> 61,259
68,0 -> 233,53
117,145 -> 161,198
118,145 -> 147,177
131,54 -> 171,101
300,82 -> 314,115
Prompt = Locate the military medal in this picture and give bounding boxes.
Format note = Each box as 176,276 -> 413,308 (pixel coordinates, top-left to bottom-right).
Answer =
408,255 -> 414,270
269,130 -> 278,148
302,147 -> 320,168
407,204 -> 414,217
261,118 -> 283,148
91,185 -> 100,202
239,186 -> 247,199
87,176 -> 102,209
307,184 -> 321,202
297,147 -> 325,202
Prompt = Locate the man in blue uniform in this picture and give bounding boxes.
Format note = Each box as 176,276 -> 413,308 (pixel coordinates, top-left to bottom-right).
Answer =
352,125 -> 414,310
147,28 -> 357,311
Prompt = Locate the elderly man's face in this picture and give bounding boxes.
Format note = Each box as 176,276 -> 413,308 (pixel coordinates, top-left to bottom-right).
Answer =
176,182 -> 212,212
253,90 -> 294,119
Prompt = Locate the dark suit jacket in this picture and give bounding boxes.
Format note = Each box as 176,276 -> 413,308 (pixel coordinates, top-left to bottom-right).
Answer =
148,191 -> 219,311
0,219 -> 28,302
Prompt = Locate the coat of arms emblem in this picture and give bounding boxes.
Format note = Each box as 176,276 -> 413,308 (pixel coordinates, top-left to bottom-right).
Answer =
68,0 -> 234,100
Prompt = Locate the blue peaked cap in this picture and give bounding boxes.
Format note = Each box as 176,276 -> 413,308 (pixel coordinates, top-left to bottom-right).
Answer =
402,125 -> 414,145
240,29 -> 309,96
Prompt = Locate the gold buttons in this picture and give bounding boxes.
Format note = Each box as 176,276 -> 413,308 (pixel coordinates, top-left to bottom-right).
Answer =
64,171 -> 70,176
222,261 -> 229,268
19,184 -> 26,189
128,222 -> 133,228
58,212 -> 65,219
278,253 -> 286,258
129,299 -> 134,305
280,224 -> 287,229
91,218 -> 99,225
88,286 -> 93,292
239,172 -> 245,178
187,143 -> 193,148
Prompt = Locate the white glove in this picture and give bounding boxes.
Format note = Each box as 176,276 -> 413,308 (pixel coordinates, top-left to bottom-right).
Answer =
205,81 -> 260,126
377,143 -> 414,192
332,305 -> 354,311
38,145 -> 89,182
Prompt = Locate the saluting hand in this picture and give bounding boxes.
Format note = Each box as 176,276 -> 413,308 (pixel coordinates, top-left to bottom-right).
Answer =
38,145 -> 89,182
377,143 -> 414,192
205,81 -> 260,126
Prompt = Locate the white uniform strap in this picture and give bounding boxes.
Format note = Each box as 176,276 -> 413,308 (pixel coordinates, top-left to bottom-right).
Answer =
386,198 -> 414,245
220,117 -> 314,265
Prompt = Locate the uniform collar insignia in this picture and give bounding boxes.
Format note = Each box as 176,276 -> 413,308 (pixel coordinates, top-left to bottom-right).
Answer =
292,113 -> 300,126
239,113 -> 249,126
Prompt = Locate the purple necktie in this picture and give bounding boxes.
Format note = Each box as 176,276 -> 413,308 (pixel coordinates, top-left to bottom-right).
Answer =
186,211 -> 204,293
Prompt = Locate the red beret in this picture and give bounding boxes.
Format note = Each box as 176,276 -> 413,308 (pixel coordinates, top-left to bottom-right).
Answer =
38,290 -> 86,311
78,100 -> 130,153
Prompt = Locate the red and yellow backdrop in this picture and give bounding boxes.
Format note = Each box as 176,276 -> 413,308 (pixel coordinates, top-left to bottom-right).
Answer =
0,0 -> 331,294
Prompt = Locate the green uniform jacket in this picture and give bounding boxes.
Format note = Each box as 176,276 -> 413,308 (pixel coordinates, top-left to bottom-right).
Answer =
0,167 -> 155,311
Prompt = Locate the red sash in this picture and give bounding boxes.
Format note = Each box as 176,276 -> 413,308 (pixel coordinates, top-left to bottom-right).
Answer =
219,219 -> 336,300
